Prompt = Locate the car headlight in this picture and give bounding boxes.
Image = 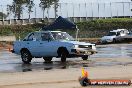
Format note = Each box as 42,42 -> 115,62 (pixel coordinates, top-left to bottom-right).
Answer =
74,45 -> 78,48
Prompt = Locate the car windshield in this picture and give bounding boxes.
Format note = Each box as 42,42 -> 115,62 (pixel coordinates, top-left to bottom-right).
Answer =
107,32 -> 116,36
51,32 -> 75,41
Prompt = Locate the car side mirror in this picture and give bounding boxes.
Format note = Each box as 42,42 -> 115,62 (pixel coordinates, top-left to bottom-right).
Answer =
23,39 -> 27,41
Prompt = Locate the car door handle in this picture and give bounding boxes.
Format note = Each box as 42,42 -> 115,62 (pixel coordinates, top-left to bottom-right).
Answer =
27,43 -> 29,44
40,43 -> 43,44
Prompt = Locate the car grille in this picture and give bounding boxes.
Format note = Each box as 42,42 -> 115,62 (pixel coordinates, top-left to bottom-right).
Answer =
78,45 -> 92,49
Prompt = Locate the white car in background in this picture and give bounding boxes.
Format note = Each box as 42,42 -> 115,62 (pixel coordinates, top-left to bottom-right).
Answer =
101,29 -> 129,43
12,31 -> 97,63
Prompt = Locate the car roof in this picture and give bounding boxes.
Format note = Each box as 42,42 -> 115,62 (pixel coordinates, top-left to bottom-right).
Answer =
110,29 -> 127,32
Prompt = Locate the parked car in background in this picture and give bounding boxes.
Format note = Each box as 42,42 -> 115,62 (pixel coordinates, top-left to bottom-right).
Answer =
101,29 -> 129,43
12,31 -> 97,63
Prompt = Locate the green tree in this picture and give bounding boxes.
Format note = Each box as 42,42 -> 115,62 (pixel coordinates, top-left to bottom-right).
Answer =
11,0 -> 27,19
39,0 -> 59,19
10,0 -> 34,19
26,0 -> 35,19
7,5 -> 12,19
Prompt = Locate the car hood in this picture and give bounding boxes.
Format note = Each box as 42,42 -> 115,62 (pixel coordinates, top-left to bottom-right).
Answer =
61,40 -> 95,45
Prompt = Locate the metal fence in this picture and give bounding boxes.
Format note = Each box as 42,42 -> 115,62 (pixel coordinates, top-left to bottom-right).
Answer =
0,2 -> 132,24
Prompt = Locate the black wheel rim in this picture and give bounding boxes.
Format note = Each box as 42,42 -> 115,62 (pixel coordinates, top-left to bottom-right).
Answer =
22,52 -> 29,61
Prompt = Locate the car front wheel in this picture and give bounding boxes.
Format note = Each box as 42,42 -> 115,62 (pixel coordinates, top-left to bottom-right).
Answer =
21,50 -> 32,64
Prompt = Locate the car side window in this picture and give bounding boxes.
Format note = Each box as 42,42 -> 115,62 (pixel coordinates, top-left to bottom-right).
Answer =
116,32 -> 120,36
27,33 -> 36,41
120,31 -> 124,34
41,33 -> 51,41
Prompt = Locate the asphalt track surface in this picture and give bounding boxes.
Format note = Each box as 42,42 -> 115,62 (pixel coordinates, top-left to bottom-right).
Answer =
0,44 -> 132,72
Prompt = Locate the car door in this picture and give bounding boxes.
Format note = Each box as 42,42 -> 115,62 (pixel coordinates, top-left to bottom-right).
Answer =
25,32 -> 41,57
39,32 -> 58,57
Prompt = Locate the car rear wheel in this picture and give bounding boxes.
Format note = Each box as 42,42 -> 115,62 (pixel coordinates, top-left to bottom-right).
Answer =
43,57 -> 52,63
21,50 -> 32,64
82,56 -> 89,60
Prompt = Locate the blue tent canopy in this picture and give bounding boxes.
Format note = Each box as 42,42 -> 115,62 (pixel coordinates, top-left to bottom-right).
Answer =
42,16 -> 76,30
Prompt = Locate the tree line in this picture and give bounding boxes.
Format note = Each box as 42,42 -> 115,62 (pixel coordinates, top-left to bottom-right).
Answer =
1,0 -> 59,20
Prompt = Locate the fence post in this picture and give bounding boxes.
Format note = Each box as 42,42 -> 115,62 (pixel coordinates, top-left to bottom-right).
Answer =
48,8 -> 50,22
104,3 -> 106,19
98,2 -> 100,19
22,10 -> 24,24
110,2 -> 112,18
47,7 -> 50,22
42,8 -> 44,20
123,2 -> 125,18
66,3 -> 68,18
85,3 -> 88,20
79,3 -> 81,22
129,2 -> 131,18
117,3 -> 118,18
91,3 -> 93,20
72,3 -> 75,22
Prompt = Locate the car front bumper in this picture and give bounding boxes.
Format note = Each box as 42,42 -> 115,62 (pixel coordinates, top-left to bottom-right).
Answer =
71,49 -> 97,56
101,39 -> 113,43
11,49 -> 15,53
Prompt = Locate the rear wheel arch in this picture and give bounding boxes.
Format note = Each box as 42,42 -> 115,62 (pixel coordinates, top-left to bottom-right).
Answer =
21,48 -> 29,53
